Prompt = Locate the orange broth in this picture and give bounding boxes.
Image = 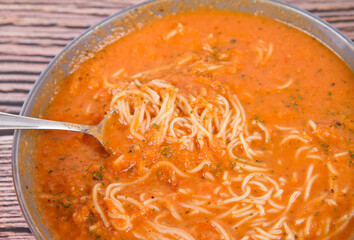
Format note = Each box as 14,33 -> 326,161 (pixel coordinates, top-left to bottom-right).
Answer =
33,10 -> 354,240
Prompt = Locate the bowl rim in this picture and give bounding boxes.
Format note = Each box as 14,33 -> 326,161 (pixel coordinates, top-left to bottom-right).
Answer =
11,0 -> 354,239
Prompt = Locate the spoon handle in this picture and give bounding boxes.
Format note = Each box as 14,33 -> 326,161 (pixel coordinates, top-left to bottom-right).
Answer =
0,111 -> 90,133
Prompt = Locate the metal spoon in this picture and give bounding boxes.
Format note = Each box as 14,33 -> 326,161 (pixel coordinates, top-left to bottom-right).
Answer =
0,111 -> 110,151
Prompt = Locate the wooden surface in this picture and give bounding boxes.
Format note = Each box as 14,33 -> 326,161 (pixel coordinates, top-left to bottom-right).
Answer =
0,0 -> 353,239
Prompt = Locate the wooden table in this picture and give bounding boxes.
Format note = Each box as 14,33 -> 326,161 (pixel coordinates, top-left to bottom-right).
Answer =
0,0 -> 353,239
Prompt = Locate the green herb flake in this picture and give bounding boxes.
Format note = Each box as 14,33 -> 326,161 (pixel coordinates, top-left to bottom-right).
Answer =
161,147 -> 172,158
92,171 -> 103,181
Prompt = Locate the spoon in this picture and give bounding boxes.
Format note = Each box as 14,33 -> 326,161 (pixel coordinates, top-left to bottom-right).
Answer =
0,111 -> 111,152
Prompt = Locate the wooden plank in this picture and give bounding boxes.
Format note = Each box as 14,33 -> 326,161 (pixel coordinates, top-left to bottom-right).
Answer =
0,135 -> 34,239
0,93 -> 28,105
0,4 -> 118,16
0,54 -> 52,64
0,74 -> 38,83
0,62 -> 47,74
0,106 -> 22,114
0,83 -> 34,92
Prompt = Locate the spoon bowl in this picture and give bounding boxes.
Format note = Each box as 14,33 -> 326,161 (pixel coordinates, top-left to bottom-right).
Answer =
0,111 -> 111,152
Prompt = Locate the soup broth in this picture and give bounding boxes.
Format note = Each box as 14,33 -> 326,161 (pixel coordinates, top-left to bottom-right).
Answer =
33,10 -> 354,240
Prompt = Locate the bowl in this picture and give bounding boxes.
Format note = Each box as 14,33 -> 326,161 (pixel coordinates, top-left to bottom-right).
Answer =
12,0 -> 354,239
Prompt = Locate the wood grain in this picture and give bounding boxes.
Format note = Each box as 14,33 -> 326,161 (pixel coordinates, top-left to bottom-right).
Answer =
0,0 -> 352,239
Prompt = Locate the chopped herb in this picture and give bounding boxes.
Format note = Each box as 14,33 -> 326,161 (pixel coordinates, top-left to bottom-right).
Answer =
92,171 -> 103,181
128,146 -> 134,153
161,147 -> 172,158
85,213 -> 95,224
320,142 -> 329,154
349,150 -> 354,159
213,164 -> 222,174
252,114 -> 260,120
152,123 -> 159,129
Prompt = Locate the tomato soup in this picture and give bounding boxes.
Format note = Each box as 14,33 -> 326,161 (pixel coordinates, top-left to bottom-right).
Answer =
33,10 -> 354,240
